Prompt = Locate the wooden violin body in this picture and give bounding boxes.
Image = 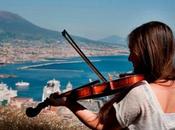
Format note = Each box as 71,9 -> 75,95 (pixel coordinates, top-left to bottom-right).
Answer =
26,74 -> 144,117
70,74 -> 144,100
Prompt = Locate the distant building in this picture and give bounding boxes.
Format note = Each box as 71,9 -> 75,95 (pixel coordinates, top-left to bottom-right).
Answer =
62,81 -> 73,93
42,79 -> 61,101
10,97 -> 35,110
42,79 -> 61,113
0,82 -> 17,106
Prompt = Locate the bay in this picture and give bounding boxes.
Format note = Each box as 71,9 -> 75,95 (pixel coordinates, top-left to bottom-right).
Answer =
0,55 -> 133,101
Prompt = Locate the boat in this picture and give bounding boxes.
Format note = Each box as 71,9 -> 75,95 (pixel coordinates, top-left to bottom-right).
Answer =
15,81 -> 30,87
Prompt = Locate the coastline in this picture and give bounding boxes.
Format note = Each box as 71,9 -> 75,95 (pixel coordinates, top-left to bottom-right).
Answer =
0,53 -> 131,129
0,55 -> 131,101
0,42 -> 129,64
0,74 -> 16,78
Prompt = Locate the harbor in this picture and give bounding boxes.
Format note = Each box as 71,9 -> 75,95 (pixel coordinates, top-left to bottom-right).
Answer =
0,55 -> 132,101
0,78 -> 105,130
0,55 -> 131,130
0,77 -> 105,110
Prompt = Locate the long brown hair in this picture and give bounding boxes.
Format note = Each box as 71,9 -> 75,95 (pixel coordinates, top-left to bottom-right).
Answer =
98,21 -> 175,127
128,21 -> 175,82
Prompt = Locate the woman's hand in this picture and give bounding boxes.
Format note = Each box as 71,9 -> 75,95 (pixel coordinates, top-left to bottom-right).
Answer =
47,92 -> 69,106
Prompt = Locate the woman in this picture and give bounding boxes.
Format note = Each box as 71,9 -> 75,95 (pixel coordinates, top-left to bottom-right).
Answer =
49,21 -> 175,130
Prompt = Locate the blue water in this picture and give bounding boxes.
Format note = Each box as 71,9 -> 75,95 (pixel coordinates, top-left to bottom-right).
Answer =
0,55 -> 133,101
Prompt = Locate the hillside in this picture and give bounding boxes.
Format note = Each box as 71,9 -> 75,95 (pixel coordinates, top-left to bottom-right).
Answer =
99,35 -> 127,48
0,10 -> 122,48
0,11 -> 129,64
0,11 -> 59,41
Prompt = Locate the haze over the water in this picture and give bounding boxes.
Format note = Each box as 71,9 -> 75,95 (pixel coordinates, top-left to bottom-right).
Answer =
0,0 -> 174,40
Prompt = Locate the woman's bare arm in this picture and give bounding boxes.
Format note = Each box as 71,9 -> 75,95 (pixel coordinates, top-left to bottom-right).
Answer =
67,101 -> 103,130
48,93 -> 121,130
67,101 -> 122,130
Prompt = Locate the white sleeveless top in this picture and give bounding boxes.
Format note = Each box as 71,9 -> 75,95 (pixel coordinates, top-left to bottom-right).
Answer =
113,80 -> 175,130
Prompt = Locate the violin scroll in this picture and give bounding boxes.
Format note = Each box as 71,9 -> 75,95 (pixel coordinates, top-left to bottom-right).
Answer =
26,98 -> 49,117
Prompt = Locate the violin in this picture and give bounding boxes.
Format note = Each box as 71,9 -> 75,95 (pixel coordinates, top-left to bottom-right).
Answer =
26,30 -> 144,117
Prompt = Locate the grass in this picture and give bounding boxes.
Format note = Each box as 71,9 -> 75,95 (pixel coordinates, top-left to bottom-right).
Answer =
0,106 -> 90,130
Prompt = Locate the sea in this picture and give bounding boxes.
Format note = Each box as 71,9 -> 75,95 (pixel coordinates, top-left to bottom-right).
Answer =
0,55 -> 133,101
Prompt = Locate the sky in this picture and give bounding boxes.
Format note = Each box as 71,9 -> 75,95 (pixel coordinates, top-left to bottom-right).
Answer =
0,0 -> 175,40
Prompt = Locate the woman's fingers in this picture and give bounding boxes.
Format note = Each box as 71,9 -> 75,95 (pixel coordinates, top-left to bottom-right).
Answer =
48,92 -> 67,106
49,92 -> 60,98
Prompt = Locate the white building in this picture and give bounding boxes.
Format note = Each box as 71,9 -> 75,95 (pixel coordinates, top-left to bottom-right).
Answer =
10,97 -> 34,109
62,81 -> 73,93
0,82 -> 17,106
42,79 -> 61,101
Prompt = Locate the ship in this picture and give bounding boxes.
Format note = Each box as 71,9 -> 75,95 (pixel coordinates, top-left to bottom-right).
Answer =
42,79 -> 61,101
15,81 -> 30,87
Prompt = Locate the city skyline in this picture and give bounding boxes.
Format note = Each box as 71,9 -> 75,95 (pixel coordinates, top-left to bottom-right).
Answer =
0,0 -> 175,40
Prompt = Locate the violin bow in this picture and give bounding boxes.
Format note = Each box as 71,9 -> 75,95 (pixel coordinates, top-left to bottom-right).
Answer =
26,30 -> 144,117
26,30 -> 108,118
62,30 -> 107,82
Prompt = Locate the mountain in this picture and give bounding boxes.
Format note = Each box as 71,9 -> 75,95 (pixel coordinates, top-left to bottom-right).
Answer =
0,11 -> 59,41
0,11 -> 127,50
99,35 -> 127,48
0,11 -> 99,43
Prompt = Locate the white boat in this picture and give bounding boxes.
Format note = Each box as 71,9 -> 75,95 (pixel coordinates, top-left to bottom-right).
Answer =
15,81 -> 30,87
